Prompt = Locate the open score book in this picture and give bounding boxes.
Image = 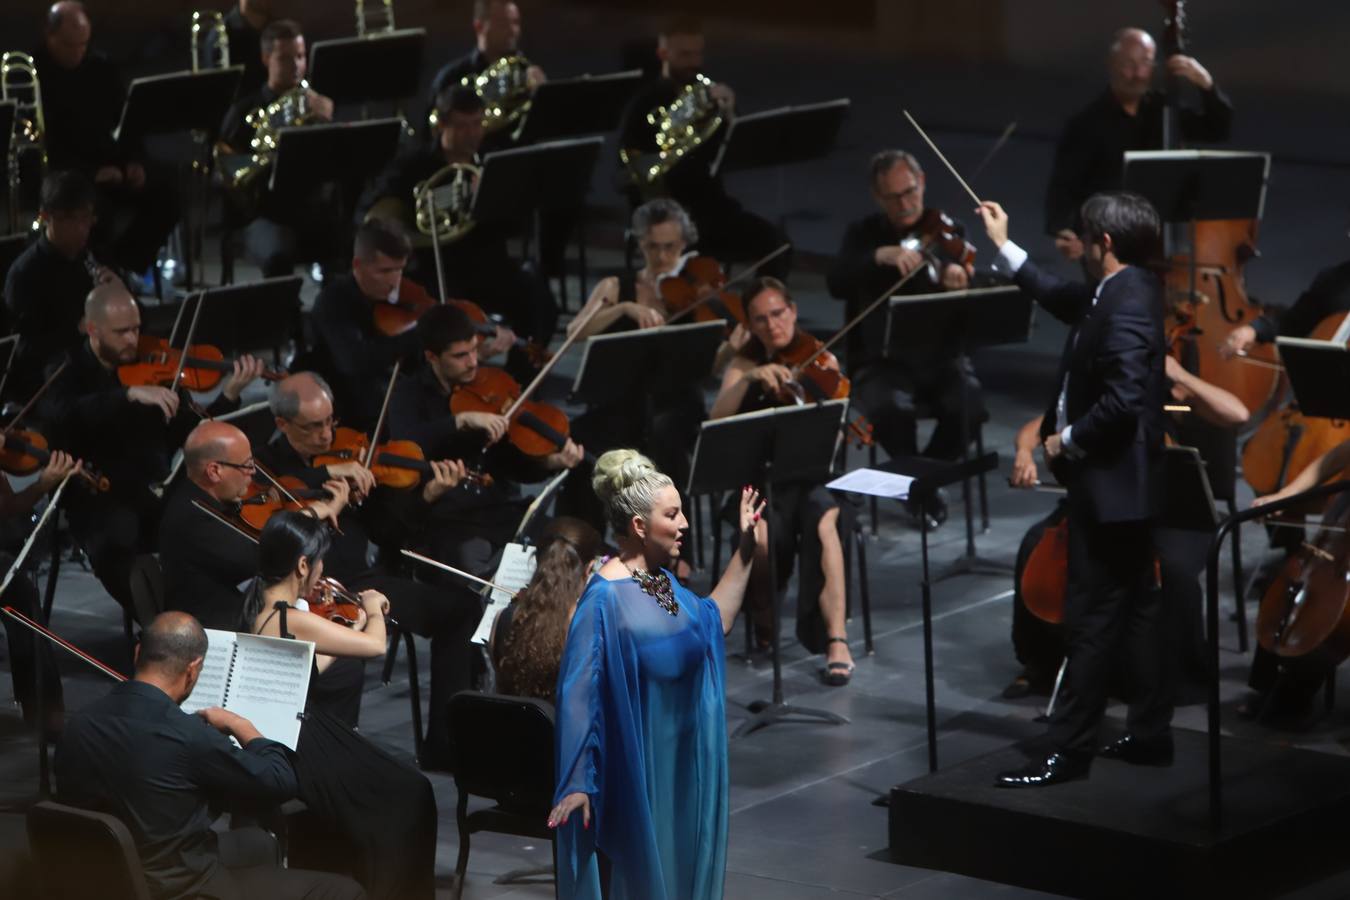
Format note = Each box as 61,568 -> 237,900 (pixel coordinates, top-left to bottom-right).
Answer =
180,628 -> 315,750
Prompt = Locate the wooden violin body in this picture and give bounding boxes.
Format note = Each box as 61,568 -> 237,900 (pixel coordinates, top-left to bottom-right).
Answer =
0,428 -> 109,492
118,336 -> 285,392
238,474 -> 330,531
312,426 -> 437,491
449,366 -> 577,459
660,255 -> 746,327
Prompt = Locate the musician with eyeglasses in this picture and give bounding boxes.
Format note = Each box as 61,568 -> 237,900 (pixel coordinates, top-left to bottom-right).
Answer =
4,170 -> 122,400
33,1 -> 180,279
616,16 -> 791,281
218,18 -> 344,280
362,84 -> 559,359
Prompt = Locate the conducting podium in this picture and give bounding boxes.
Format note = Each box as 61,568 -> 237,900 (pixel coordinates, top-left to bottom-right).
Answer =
689,400 -> 852,738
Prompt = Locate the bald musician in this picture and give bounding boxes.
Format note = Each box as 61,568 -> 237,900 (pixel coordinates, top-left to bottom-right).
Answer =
158,420 -> 348,630
1044,27 -> 1232,261
39,284 -> 264,612
253,373 -> 478,767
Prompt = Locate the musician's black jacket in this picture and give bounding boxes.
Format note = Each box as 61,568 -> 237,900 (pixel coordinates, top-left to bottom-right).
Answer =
824,210 -> 969,373
1250,259 -> 1350,343
1043,85 -> 1233,236
32,47 -> 133,173
1017,261 -> 1167,524
222,8 -> 267,97
617,76 -> 728,207
309,273 -> 421,427
39,343 -> 240,503
159,479 -> 259,630
253,434 -> 427,583
3,233 -> 98,387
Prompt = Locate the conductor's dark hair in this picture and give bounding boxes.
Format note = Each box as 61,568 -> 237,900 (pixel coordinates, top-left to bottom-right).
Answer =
434,82 -> 486,119
1078,191 -> 1162,267
136,612 -> 208,676
354,217 -> 411,262
417,303 -> 479,355
40,169 -> 96,213
260,19 -> 303,56
742,276 -> 791,313
660,15 -> 704,38
240,511 -> 333,627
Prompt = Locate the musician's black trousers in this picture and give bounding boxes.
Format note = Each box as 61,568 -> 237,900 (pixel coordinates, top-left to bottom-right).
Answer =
851,358 -> 984,462
66,492 -> 161,612
1047,510 -> 1173,754
0,564 -> 63,718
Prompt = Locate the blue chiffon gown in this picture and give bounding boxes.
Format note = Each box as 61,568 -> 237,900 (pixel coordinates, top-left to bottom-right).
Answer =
554,571 -> 729,900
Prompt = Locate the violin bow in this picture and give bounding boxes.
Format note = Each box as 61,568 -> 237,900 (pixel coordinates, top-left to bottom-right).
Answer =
502,298 -> 607,421
153,401 -> 272,497
1,606 -> 127,682
4,359 -> 68,434
968,121 -> 1018,184
401,548 -> 513,596
253,459 -> 302,506
191,498 -> 261,544
165,289 -> 194,349
0,472 -> 75,599
0,333 -> 21,409
792,264 -> 929,376
169,290 -> 208,396
902,109 -> 983,207
364,359 -> 403,469
663,242 -> 793,325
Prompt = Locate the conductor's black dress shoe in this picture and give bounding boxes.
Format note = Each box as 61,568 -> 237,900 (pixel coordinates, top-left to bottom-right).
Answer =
994,750 -> 1091,788
1098,732 -> 1174,766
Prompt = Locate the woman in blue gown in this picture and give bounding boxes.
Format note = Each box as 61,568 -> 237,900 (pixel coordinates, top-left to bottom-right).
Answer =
550,448 -> 764,900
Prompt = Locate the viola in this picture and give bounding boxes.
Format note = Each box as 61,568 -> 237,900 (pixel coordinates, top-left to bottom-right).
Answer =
449,366 -> 590,461
118,336 -> 286,392
1255,494 -> 1350,668
659,255 -> 746,327
305,576 -> 364,628
312,426 -> 490,490
0,427 -> 109,492
237,474 -> 331,532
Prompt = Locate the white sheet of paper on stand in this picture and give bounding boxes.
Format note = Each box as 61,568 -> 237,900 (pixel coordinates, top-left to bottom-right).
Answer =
825,467 -> 914,500
471,542 -> 538,645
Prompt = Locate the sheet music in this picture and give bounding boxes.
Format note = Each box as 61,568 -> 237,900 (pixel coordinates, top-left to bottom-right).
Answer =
224,633 -> 314,751
179,628 -> 236,716
472,542 -> 537,646
826,468 -> 914,500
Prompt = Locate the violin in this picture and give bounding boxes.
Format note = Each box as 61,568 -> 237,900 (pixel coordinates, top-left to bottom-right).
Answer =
763,332 -> 873,447
237,474 -> 332,531
371,280 -> 550,366
659,255 -> 746,327
908,208 -> 976,270
312,426 -> 490,490
449,366 -> 589,461
118,336 -> 285,392
0,427 -> 109,492
305,576 -> 365,628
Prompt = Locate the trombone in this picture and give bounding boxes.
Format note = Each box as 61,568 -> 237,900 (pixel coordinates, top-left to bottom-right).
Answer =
356,0 -> 396,38
190,10 -> 230,73
1,51 -> 46,234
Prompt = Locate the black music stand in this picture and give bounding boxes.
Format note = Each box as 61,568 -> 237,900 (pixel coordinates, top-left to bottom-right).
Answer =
193,276 -> 304,360
475,136 -> 604,223
570,320 -> 724,406
514,70 -> 644,145
884,285 -> 1033,580
308,29 -> 426,107
1161,443 -> 1221,532
689,400 -> 851,738
832,454 -> 998,780
269,117 -> 403,199
1276,337 -> 1350,417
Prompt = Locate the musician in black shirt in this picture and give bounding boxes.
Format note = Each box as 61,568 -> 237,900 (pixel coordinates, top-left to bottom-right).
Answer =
1223,258 -> 1350,357
221,0 -> 273,96
826,150 -> 982,521
3,171 -> 121,399
617,16 -> 791,280
1044,27 -> 1232,260
218,18 -> 343,280
39,284 -> 263,612
34,2 -> 179,275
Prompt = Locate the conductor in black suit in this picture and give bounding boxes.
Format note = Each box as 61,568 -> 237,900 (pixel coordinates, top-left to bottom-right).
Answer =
977,192 -> 1172,787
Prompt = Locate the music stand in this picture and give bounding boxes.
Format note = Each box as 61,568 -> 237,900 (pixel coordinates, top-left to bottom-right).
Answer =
472,136 -> 603,223
1276,337 -> 1350,418
689,401 -> 851,738
269,117 -> 403,198
513,70 -> 644,145
884,285 -> 1033,580
193,276 -> 304,360
308,29 -> 426,107
570,320 -> 724,406
1161,443 -> 1221,532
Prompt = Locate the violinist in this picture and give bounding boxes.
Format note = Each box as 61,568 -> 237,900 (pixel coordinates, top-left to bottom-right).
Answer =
708,278 -> 856,683
617,16 -> 791,280
4,170 -> 121,399
1044,27 -> 1232,261
388,304 -> 583,579
0,437 -> 84,734
308,218 -> 426,429
978,194 -> 1171,788
362,83 -> 558,351
218,18 -> 343,280
159,420 -> 349,630
34,2 -> 180,278
554,199 -> 707,538
255,372 -> 478,768
38,284 -> 265,612
825,149 -> 980,526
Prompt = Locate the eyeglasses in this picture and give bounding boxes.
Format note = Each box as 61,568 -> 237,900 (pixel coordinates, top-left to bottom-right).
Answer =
640,239 -> 685,255
287,416 -> 337,436
213,458 -> 257,473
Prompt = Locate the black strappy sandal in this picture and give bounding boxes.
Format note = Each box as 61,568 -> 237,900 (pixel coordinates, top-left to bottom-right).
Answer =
822,636 -> 855,687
